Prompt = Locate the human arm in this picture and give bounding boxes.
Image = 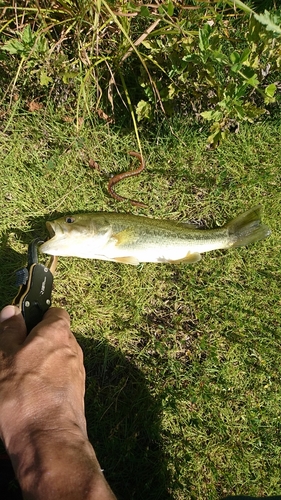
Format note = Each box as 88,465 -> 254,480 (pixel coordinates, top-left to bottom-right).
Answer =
0,305 -> 116,500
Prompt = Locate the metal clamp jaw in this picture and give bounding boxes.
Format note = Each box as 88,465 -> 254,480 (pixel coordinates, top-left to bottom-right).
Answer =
13,239 -> 57,333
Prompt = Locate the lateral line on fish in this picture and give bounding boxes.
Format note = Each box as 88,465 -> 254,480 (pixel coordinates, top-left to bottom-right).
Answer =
39,206 -> 271,264
107,151 -> 147,208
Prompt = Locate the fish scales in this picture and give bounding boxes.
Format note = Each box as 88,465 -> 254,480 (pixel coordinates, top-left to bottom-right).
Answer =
39,206 -> 271,265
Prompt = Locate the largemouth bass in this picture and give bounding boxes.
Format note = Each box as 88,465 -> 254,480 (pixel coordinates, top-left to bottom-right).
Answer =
39,206 -> 271,265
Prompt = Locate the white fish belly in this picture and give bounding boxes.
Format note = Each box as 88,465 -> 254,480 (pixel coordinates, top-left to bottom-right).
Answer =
99,237 -> 228,263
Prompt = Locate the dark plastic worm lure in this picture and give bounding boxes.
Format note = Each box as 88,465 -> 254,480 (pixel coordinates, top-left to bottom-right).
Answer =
108,151 -> 147,208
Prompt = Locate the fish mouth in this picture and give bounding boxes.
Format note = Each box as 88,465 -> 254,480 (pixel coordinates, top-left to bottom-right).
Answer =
39,221 -> 61,255
39,221 -> 59,254
46,221 -> 56,238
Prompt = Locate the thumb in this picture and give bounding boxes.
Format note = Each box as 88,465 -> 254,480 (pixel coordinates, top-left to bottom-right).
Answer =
0,305 -> 22,323
0,306 -> 27,346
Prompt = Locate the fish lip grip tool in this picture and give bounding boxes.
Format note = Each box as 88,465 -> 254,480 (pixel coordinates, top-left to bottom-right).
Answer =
13,238 -> 58,333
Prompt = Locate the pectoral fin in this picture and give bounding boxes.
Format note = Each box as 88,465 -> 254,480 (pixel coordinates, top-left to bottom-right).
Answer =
167,252 -> 202,264
113,256 -> 140,265
113,228 -> 135,246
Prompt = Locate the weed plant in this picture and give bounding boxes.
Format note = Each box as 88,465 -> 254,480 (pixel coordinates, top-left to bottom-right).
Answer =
0,0 -> 281,145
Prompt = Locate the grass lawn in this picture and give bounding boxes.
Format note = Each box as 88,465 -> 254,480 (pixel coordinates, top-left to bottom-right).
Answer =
0,106 -> 280,499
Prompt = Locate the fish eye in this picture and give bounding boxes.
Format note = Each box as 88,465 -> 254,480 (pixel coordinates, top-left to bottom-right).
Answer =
66,217 -> 75,223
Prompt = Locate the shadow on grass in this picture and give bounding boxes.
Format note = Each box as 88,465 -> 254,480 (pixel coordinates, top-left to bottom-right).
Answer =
0,335 -> 173,500
0,218 -> 52,309
0,235 -> 27,309
0,234 -> 173,499
77,334 -> 173,500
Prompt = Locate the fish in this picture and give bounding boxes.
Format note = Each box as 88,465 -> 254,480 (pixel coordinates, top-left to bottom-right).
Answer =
39,206 -> 271,265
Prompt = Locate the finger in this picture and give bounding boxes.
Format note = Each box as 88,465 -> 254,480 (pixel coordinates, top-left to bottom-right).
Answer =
43,307 -> 70,325
37,307 -> 84,362
0,305 -> 27,348
27,307 -> 73,345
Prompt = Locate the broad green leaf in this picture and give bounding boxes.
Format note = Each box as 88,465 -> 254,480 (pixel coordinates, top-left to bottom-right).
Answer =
200,110 -> 214,120
37,35 -> 49,54
254,10 -> 281,35
265,83 -> 276,98
141,40 -> 153,49
157,0 -> 174,16
136,100 -> 152,121
240,48 -> 251,64
212,51 -> 228,64
230,52 -> 240,64
140,6 -> 150,16
21,25 -> 34,45
201,110 -> 223,121
167,0 -> 174,17
243,103 -> 265,119
40,70 -> 53,87
246,74 -> 259,87
198,24 -> 211,52
2,39 -> 24,54
207,123 -> 226,147
233,104 -> 246,119
231,63 -> 241,73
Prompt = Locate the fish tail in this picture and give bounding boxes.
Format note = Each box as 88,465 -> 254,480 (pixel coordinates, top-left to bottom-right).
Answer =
225,205 -> 271,248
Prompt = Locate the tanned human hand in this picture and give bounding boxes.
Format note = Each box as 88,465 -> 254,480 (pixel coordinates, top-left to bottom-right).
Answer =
0,306 -> 116,500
